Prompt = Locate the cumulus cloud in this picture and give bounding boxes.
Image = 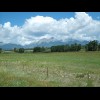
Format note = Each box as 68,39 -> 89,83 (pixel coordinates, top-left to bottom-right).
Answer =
0,12 -> 100,45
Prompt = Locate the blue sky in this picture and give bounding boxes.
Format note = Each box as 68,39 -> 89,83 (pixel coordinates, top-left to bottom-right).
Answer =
0,12 -> 100,26
0,12 -> 100,45
0,12 -> 74,26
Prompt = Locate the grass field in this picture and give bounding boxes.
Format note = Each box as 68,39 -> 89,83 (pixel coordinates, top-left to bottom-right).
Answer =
0,51 -> 100,87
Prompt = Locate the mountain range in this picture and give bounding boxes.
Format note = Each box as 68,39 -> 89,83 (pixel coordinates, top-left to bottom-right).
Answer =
0,39 -> 89,50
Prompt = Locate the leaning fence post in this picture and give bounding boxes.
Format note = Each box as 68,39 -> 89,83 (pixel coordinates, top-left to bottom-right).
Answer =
46,66 -> 48,78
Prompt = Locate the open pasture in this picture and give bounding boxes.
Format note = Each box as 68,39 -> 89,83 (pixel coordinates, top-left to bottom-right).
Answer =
0,52 -> 100,86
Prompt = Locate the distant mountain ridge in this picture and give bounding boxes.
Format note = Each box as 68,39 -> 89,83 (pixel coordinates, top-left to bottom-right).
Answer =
0,39 -> 89,50
0,43 -> 23,50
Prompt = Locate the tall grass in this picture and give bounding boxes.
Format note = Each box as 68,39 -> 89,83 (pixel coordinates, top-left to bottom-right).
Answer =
0,52 -> 100,86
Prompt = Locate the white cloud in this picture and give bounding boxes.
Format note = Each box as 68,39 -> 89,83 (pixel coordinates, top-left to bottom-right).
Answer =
0,12 -> 100,46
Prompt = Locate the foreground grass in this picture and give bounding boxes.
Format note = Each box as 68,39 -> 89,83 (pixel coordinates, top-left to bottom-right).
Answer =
0,52 -> 100,86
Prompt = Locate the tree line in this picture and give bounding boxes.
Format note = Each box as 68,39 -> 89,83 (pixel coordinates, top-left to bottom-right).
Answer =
51,43 -> 81,52
32,40 -> 100,52
0,40 -> 100,53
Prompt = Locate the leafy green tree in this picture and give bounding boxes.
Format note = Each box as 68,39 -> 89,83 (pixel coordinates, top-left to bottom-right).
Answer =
14,48 -> 18,52
0,48 -> 2,53
51,46 -> 56,52
77,44 -> 81,51
85,44 -> 88,51
98,43 -> 100,51
18,48 -> 24,53
14,48 -> 16,52
13,48 -> 19,52
41,47 -> 45,52
64,45 -> 69,52
33,47 -> 41,52
85,40 -> 98,51
70,44 -> 75,51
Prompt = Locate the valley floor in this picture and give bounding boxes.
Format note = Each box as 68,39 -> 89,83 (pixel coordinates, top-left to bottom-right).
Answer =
0,52 -> 100,86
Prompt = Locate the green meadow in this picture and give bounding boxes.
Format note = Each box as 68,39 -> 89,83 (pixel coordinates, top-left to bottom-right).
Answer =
0,52 -> 100,87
